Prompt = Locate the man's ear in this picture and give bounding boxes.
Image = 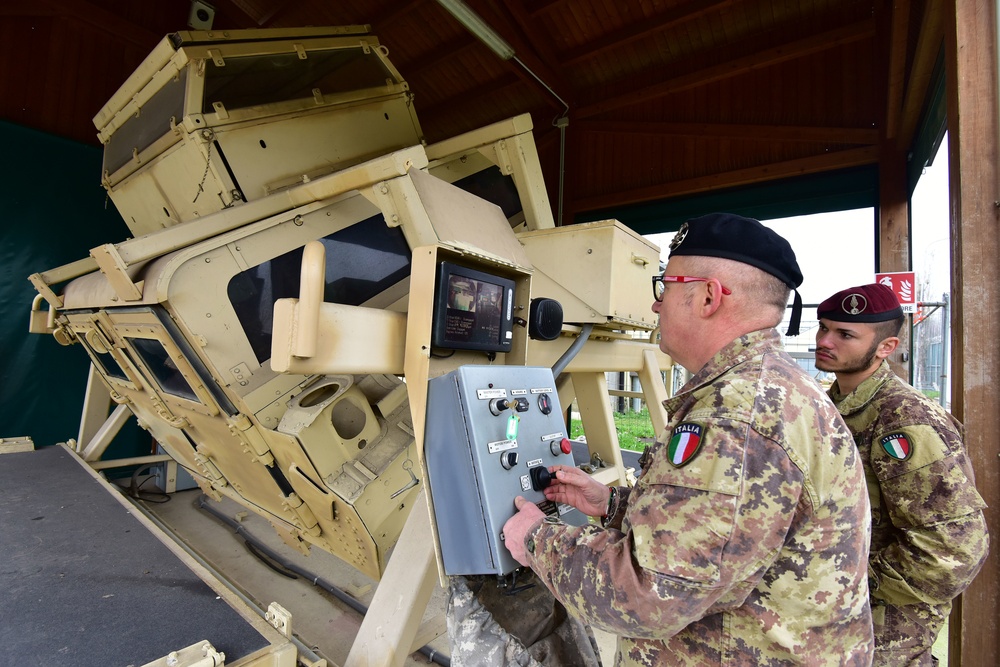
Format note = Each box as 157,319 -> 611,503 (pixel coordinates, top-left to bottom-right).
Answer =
699,279 -> 726,317
876,336 -> 899,359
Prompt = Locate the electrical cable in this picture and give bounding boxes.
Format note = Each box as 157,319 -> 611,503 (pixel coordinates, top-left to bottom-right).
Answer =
551,323 -> 594,379
129,463 -> 171,503
196,495 -> 451,666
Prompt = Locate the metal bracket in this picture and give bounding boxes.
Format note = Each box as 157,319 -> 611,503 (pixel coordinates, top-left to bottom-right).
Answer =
90,243 -> 145,302
265,602 -> 293,638
28,273 -> 64,310
226,414 -> 275,466
140,640 -> 225,667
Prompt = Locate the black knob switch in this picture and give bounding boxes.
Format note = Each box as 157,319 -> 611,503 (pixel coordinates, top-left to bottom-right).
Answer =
530,466 -> 554,491
500,451 -> 519,470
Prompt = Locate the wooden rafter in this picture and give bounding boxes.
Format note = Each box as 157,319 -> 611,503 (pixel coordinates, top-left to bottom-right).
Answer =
27,0 -> 161,47
897,0 -> 945,150
574,146 -> 879,211
578,19 -> 877,118
576,120 -> 878,145
884,0 -> 912,140
558,0 -> 737,67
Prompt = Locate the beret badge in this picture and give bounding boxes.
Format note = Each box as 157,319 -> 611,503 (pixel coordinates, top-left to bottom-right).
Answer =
842,293 -> 869,315
669,222 -> 689,251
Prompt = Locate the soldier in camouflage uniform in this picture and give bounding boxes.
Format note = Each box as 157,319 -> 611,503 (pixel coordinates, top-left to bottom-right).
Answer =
503,213 -> 874,665
815,283 -> 988,666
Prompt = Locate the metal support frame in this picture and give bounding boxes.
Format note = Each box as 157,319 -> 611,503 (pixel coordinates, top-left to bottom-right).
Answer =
345,489 -> 438,667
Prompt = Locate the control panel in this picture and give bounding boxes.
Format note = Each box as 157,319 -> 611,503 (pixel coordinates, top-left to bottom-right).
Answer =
424,365 -> 584,576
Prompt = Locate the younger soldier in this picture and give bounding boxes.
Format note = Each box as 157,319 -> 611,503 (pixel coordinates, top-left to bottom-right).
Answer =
815,282 -> 988,665
503,213 -> 874,665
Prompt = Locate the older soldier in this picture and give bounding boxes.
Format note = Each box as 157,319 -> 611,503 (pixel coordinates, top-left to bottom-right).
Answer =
503,212 -> 874,665
815,283 -> 988,665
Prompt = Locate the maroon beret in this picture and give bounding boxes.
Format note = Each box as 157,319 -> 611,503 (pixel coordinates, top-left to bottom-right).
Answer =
817,283 -> 903,323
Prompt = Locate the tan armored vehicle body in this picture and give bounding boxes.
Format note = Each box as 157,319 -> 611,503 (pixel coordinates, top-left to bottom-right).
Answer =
29,26 -> 671,585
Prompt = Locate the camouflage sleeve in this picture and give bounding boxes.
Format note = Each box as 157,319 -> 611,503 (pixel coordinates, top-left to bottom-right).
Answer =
521,419 -> 793,639
869,424 -> 989,607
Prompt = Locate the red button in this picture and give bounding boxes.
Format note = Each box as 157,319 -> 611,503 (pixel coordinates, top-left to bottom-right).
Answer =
560,438 -> 572,455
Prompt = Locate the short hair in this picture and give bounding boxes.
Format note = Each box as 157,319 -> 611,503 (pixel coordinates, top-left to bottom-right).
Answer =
688,256 -> 790,326
872,315 -> 904,341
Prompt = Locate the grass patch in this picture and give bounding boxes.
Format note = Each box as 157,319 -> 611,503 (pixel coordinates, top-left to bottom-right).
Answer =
570,408 -> 657,452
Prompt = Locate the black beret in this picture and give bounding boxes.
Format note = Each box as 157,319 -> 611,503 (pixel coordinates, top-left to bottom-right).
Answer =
817,283 -> 903,323
668,213 -> 803,288
668,213 -> 805,335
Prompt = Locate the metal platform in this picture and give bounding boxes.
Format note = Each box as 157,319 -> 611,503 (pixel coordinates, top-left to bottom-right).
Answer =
0,445 -> 277,667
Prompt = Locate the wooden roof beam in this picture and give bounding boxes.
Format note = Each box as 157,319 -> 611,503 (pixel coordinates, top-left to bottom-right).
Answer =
416,71 -> 523,126
29,0 -> 161,48
897,0 -> 945,150
578,19 -> 876,119
474,0 -> 574,110
573,146 -> 879,211
576,119 -> 878,145
884,0 -> 912,140
559,0 -> 737,68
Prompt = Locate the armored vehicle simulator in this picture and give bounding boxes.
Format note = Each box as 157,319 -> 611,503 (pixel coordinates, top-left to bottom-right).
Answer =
27,25 -> 673,662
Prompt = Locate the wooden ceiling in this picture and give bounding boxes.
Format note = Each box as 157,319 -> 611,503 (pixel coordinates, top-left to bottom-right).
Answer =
1,0 -> 941,229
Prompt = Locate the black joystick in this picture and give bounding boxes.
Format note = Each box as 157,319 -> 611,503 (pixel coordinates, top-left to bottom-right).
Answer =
530,466 -> 555,491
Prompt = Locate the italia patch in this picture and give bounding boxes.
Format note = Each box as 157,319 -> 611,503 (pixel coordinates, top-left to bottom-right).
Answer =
880,432 -> 912,460
667,422 -> 703,467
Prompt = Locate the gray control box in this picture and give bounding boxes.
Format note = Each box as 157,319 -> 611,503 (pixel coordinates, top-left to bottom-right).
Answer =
425,365 -> 583,576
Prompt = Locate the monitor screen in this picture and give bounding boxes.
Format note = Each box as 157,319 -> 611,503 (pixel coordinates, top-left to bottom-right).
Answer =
432,262 -> 515,353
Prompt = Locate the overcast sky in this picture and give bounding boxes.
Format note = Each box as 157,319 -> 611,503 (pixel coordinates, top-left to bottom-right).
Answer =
644,137 -> 951,310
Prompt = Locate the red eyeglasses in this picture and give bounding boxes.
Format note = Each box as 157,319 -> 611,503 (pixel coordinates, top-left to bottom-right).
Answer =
652,275 -> 733,302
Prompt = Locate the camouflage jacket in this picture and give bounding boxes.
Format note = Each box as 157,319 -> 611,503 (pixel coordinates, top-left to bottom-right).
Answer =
523,329 -> 874,665
829,361 -> 988,665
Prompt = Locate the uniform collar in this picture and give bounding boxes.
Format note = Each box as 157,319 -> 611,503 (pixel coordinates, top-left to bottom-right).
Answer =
830,359 -> 895,415
664,328 -> 782,414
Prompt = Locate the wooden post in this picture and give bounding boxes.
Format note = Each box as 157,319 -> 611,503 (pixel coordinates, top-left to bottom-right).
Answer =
877,141 -> 913,381
945,0 -> 1000,663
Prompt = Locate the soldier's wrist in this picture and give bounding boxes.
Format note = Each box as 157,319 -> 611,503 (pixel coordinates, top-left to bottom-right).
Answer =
601,486 -> 619,526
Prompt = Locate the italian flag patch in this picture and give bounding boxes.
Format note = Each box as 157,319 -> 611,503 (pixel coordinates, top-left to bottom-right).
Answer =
879,432 -> 912,460
667,422 -> 703,468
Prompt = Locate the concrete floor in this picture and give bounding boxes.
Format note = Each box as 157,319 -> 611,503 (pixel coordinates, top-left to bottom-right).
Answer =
141,488 -> 618,666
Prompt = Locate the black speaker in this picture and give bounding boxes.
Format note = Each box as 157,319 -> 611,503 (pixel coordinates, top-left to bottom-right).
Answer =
529,298 -> 563,341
